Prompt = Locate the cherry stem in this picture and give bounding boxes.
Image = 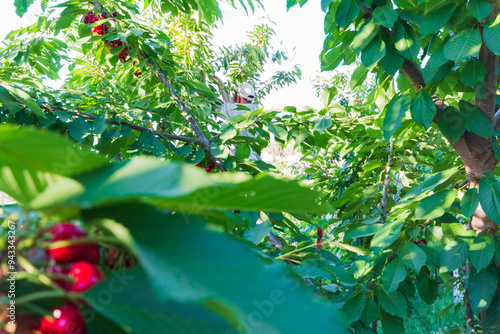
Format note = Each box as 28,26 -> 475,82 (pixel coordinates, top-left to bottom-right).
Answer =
15,290 -> 81,306
41,236 -> 120,249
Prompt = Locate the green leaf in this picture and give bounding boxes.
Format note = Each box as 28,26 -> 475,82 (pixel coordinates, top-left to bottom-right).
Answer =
458,100 -> 493,138
479,176 -> 500,224
371,220 -> 404,254
469,233 -> 495,272
85,268 -> 238,333
382,257 -> 407,292
267,123 -> 287,140
372,5 -> 398,29
398,241 -> 427,273
0,84 -> 45,119
379,308 -> 405,334
314,116 -> 333,133
321,46 -> 346,71
341,293 -> 366,324
352,21 -> 380,53
483,294 -> 500,333
91,114 -> 107,135
335,0 -> 360,29
414,189 -> 457,220
244,219 -> 272,245
84,205 -> 347,333
469,266 -> 497,313
383,91 -> 412,142
14,0 -> 35,17
96,44 -> 107,64
30,158 -> 332,214
410,89 -> 437,129
350,64 -> 368,89
483,20 -> 500,55
345,224 -> 383,239
69,117 -> 92,143
394,20 -> 421,61
428,39 -> 451,69
467,0 -> 491,22
362,160 -> 382,172
462,188 -> 479,218
290,125 -> 309,145
400,169 -> 458,202
184,79 -> 219,100
416,266 -> 438,305
55,14 -> 77,31
436,303 -> 455,320
376,286 -> 408,319
234,142 -> 250,159
380,36 -> 404,77
423,60 -> 454,84
361,35 -> 386,69
438,106 -> 465,143
444,29 -> 482,62
320,86 -> 337,106
460,59 -> 487,87
0,125 -> 107,204
420,3 -> 455,37
440,239 -> 468,272
0,86 -> 21,114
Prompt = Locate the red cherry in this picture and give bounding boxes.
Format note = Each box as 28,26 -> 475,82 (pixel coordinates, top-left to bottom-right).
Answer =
134,70 -> 142,77
82,243 -> 100,264
204,167 -> 211,172
316,237 -> 323,249
208,162 -> 215,169
40,304 -> 87,334
47,265 -> 71,289
68,262 -> 103,292
101,13 -> 108,19
112,11 -> 118,17
46,223 -> 90,263
316,226 -> 323,238
196,163 -> 202,167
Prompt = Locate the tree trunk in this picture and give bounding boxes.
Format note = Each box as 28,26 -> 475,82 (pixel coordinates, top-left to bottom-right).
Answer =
400,21 -> 499,331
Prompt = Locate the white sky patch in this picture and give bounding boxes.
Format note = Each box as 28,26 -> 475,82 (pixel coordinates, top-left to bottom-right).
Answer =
214,1 -> 325,110
1,1 -> 326,110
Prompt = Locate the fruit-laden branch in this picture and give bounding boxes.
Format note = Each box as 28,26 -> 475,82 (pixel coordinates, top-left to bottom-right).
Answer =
42,106 -> 200,144
143,57 -> 226,172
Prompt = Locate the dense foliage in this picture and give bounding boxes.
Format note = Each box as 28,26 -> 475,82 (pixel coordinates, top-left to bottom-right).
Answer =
1,0 -> 500,333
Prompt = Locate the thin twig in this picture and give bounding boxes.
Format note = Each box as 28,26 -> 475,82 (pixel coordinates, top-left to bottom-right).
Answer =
381,142 -> 393,219
43,106 -> 199,143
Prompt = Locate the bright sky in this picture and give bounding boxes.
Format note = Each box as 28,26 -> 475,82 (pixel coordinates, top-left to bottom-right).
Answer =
214,1 -> 325,110
0,0 -> 325,110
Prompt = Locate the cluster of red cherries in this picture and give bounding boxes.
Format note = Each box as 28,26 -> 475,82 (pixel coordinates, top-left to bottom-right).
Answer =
37,223 -> 105,334
196,162 -> 216,173
316,226 -> 323,249
82,11 -> 114,36
411,239 -> 427,245
82,10 -> 138,70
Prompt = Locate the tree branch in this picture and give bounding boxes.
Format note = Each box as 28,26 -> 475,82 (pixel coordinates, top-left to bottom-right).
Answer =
43,106 -> 200,144
381,142 -> 393,219
143,57 -> 226,171
465,288 -> 475,331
